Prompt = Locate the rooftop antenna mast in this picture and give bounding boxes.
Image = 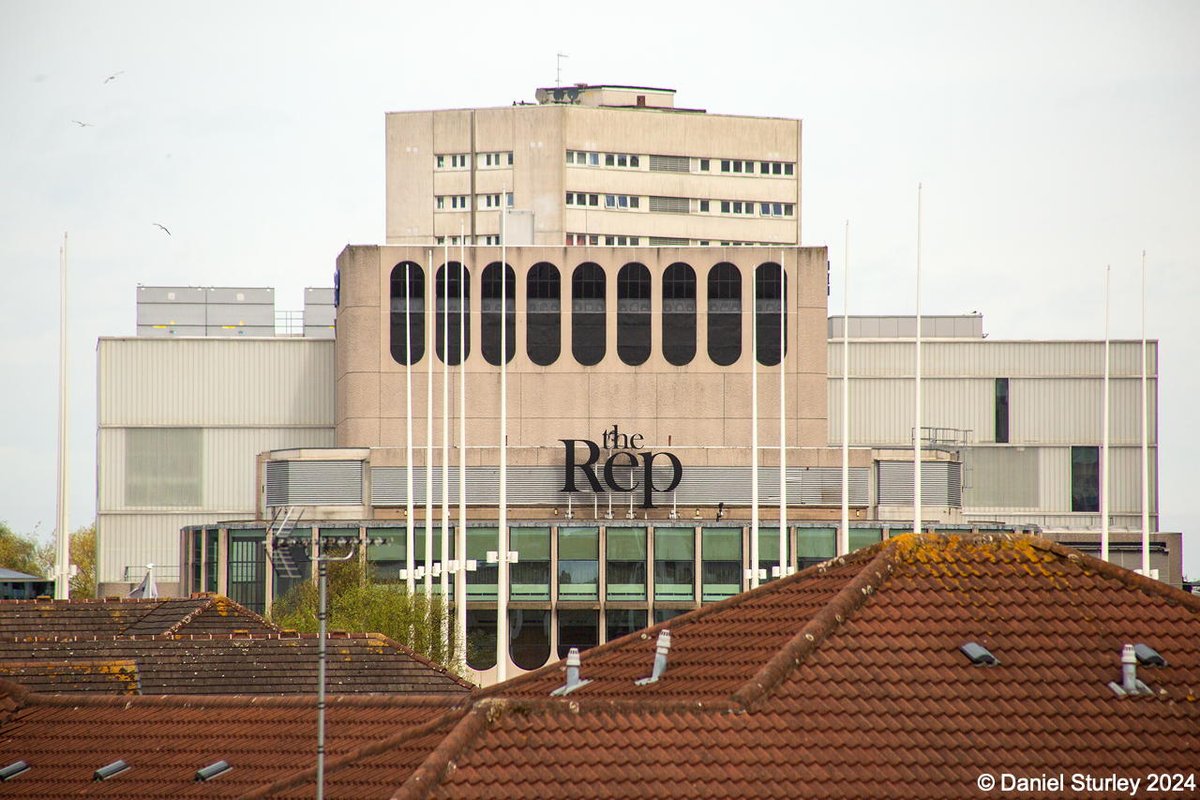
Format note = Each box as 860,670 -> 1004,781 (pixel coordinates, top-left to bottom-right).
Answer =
556,53 -> 568,85
55,232 -> 70,599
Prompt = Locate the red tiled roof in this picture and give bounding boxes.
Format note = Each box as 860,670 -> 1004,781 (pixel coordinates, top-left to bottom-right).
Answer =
0,659 -> 140,694
0,632 -> 472,695
0,595 -> 277,640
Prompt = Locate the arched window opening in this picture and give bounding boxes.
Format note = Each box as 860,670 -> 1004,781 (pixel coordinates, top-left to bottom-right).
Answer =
466,610 -> 497,671
707,262 -> 741,366
389,261 -> 425,365
436,262 -> 471,365
481,262 -> 516,365
662,262 -> 696,366
572,262 -> 606,366
510,609 -> 551,671
617,262 -> 651,366
755,262 -> 788,366
526,262 -> 561,366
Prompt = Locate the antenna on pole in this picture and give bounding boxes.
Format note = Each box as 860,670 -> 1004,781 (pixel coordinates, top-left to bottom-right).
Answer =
556,53 -> 568,85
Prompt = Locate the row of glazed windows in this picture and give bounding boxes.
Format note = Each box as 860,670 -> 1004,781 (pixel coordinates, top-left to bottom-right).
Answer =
564,150 -> 795,177
565,192 -> 795,218
389,260 -> 788,368
435,152 -> 513,169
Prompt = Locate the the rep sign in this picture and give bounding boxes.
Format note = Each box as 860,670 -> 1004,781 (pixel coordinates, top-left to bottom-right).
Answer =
560,424 -> 682,508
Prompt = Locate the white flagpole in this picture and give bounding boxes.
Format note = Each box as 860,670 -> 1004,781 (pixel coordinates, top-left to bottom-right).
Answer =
1140,251 -> 1151,575
405,262 -> 415,592
425,249 -> 434,595
840,221 -> 850,556
1102,265 -> 1111,562
456,226 -> 468,662
55,233 -> 70,599
778,251 -> 787,577
496,192 -> 509,682
914,184 -> 923,537
441,241 -> 451,646
750,263 -> 760,589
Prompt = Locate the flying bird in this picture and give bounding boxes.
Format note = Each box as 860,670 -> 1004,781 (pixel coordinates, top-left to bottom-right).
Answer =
153,223 -> 171,236
72,120 -> 92,127
104,71 -> 124,84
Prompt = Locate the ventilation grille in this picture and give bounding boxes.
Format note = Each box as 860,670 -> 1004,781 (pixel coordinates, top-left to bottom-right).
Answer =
649,196 -> 690,214
877,462 -> 962,507
649,236 -> 690,246
266,461 -> 363,506
648,155 -> 690,173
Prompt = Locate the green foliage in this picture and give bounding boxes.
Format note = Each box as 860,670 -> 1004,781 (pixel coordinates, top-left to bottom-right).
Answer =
0,521 -> 51,578
68,525 -> 96,599
270,557 -> 462,674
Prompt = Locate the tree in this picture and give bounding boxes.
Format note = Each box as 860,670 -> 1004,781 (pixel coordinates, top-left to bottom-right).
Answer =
27,522 -> 96,598
270,557 -> 462,675
0,521 -> 48,577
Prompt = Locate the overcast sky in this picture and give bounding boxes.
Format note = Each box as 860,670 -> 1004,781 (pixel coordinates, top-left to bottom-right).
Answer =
2,1 -> 1197,572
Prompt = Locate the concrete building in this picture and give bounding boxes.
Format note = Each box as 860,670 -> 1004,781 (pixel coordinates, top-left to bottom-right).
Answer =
386,84 -> 802,248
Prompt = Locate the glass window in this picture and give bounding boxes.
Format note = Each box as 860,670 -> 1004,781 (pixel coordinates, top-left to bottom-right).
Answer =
481,262 -> 516,365
558,526 -> 599,600
557,610 -> 599,659
466,610 -> 497,671
389,261 -> 425,365
702,527 -> 742,602
190,532 -> 203,593
467,527 -> 498,600
849,528 -> 884,551
572,263 -> 606,366
756,527 -> 791,582
125,428 -> 201,507
605,609 -> 648,642
204,529 -> 218,593
654,527 -> 694,601
366,530 -> 406,583
654,608 -> 685,624
1071,446 -> 1100,512
995,378 -> 1010,444
755,262 -> 787,366
511,609 -> 551,670
796,528 -> 835,571
707,262 -> 742,366
617,263 -> 651,366
525,261 -> 561,365
510,527 -> 550,601
227,530 -> 266,614
435,262 -> 470,365
606,527 -> 647,601
662,262 -> 696,366
699,158 -> 709,171
271,527 -> 311,601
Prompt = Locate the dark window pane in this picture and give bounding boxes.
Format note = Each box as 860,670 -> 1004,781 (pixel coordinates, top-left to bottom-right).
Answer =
796,527 -> 836,571
605,609 -> 648,642
662,262 -> 696,366
1071,446 -> 1099,512
526,262 -> 561,366
617,263 -> 651,366
702,527 -> 742,602
995,378 -> 1010,444
435,262 -> 471,365
707,262 -> 741,366
389,261 -> 425,365
511,609 -> 551,670
557,610 -> 599,659
204,530 -> 218,593
481,262 -> 516,365
466,610 -> 497,671
572,263 -> 606,366
755,262 -> 787,366
227,531 -> 266,614
654,608 -> 685,624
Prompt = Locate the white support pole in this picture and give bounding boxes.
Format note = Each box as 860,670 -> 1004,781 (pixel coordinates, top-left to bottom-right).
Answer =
405,262 -> 415,593
779,251 -> 787,576
1102,265 -> 1111,562
750,263 -> 760,589
425,250 -> 434,595
496,194 -> 509,682
840,221 -> 850,556
55,233 -> 70,599
1140,251 -> 1151,575
441,241 -> 451,647
456,228 -> 468,661
914,184 -> 923,537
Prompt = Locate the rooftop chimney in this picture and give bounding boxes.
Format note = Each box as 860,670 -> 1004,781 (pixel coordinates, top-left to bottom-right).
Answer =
1108,643 -> 1153,697
635,629 -> 672,686
551,647 -> 591,696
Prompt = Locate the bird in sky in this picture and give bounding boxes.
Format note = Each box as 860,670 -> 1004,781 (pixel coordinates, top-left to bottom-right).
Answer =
104,71 -> 124,84
153,223 -> 171,236
72,120 -> 92,127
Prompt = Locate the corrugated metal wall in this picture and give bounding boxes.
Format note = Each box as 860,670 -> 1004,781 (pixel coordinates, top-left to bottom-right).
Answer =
97,513 -> 220,585
828,340 -> 1157,379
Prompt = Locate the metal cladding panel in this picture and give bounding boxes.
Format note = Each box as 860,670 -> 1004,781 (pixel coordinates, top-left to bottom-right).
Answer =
828,340 -> 1158,379
1038,447 -> 1072,513
877,462 -> 962,506
204,325 -> 276,337
961,446 -> 1039,509
137,303 -> 208,325
205,287 -> 275,304
829,378 -> 992,446
265,460 -> 363,506
98,338 -> 334,426
137,286 -> 206,304
204,303 -> 275,326
370,465 -> 868,506
1014,378 -> 1157,445
96,513 -> 221,584
304,325 -> 336,339
136,324 -> 207,337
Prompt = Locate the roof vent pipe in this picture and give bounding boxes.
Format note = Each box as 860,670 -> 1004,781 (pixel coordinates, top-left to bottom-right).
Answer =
635,629 -> 672,686
550,647 -> 591,696
1108,644 -> 1153,697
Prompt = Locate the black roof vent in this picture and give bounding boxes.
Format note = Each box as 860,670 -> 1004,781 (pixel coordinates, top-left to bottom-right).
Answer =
960,642 -> 999,666
1134,643 -> 1167,667
0,761 -> 29,782
94,760 -> 129,781
195,761 -> 231,782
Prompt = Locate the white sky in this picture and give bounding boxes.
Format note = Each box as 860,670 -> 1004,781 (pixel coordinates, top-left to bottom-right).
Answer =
2,1 -> 1197,573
